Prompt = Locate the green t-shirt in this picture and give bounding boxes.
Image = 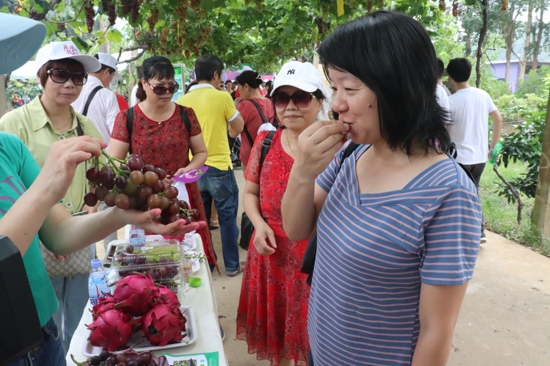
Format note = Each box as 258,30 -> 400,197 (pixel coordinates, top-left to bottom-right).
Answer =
0,132 -> 58,326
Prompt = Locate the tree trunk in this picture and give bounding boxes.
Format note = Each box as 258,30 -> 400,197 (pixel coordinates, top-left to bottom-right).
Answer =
504,11 -> 515,83
531,87 -> 550,237
518,1 -> 533,81
465,32 -> 472,58
475,0 -> 488,88
531,5 -> 544,71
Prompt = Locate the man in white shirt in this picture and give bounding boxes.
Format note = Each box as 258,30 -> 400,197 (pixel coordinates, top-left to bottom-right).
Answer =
72,52 -> 120,147
72,53 -> 121,249
435,58 -> 451,115
447,58 -> 503,243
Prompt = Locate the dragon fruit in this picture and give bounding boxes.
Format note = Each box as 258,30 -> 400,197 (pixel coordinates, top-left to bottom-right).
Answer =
155,285 -> 180,307
91,293 -> 117,320
141,304 -> 187,346
86,309 -> 133,352
113,273 -> 159,316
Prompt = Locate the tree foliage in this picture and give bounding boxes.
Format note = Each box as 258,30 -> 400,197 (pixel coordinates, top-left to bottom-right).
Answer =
4,0 -> 446,69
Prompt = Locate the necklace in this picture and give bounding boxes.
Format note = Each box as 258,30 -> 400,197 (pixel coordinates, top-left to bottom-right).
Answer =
56,115 -> 73,134
285,130 -> 295,155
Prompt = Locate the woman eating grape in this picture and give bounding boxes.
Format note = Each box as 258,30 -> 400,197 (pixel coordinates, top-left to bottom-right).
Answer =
282,11 -> 482,366
108,56 -> 217,269
0,18 -> 203,365
236,61 -> 335,366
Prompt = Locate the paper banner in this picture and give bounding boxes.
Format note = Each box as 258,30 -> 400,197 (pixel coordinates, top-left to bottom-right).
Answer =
337,0 -> 344,16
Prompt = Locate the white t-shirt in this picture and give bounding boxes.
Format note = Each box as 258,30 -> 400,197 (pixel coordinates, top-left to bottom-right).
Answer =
130,84 -> 140,107
435,84 -> 451,119
448,87 -> 497,165
72,75 -> 120,146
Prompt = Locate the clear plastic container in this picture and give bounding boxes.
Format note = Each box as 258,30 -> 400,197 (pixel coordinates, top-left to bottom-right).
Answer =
113,239 -> 181,292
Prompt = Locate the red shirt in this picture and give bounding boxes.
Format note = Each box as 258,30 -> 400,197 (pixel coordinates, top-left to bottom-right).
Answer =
238,97 -> 274,165
116,93 -> 129,112
111,104 -> 201,174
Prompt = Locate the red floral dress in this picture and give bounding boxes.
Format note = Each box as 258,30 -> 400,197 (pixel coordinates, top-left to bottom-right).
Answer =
236,129 -> 311,366
111,104 -> 217,268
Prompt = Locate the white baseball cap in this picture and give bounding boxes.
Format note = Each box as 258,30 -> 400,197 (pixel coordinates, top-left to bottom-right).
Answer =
271,61 -> 324,96
0,14 -> 46,74
34,41 -> 101,74
95,52 -> 121,80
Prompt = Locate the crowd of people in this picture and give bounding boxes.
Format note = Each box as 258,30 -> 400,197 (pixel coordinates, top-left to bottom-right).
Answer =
0,8 -> 504,366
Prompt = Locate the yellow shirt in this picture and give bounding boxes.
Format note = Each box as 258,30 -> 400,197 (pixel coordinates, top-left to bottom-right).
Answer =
0,96 -> 104,214
177,84 -> 239,170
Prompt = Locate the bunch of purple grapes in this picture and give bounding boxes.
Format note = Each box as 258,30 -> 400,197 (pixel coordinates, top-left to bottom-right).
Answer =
84,0 -> 95,33
84,153 -> 199,225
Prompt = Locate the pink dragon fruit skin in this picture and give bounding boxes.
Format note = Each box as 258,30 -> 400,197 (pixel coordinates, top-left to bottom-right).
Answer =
141,304 -> 187,346
156,285 -> 181,307
86,309 -> 133,352
91,294 -> 117,320
113,273 -> 159,316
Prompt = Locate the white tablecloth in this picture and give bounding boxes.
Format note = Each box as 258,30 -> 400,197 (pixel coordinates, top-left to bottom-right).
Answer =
66,234 -> 227,365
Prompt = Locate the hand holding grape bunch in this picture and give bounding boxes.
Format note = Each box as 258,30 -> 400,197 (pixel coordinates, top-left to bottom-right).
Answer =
85,152 -> 201,226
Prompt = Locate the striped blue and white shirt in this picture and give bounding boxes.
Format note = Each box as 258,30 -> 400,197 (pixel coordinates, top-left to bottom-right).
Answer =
309,144 -> 482,365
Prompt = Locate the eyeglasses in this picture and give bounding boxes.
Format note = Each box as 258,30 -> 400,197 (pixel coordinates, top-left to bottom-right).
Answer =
147,82 -> 179,95
272,90 -> 316,109
47,68 -> 87,86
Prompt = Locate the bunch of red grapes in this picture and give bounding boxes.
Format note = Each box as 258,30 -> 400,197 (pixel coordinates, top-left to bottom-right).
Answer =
84,153 -> 199,225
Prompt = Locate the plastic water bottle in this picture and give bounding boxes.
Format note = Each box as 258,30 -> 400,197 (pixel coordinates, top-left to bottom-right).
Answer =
129,225 -> 145,249
89,259 -> 110,306
489,141 -> 503,165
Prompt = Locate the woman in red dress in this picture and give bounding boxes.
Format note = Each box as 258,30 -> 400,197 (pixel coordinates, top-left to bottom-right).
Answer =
233,70 -> 275,171
236,61 -> 330,366
108,56 -> 216,267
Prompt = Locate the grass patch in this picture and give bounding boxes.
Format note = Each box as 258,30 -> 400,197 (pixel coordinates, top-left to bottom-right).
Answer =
480,162 -> 550,256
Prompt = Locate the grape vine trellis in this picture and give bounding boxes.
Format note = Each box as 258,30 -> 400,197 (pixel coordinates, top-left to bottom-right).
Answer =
4,0 -> 510,70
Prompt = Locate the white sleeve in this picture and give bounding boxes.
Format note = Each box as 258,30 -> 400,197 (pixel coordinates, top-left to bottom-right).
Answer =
486,93 -> 497,113
105,92 -> 120,134
436,84 -> 451,114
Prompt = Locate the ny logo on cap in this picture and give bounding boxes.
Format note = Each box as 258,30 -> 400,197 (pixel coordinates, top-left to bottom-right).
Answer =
63,45 -> 79,56
287,69 -> 295,75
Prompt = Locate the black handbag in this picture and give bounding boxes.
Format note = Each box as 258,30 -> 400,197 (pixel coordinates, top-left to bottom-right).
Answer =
239,130 -> 276,250
301,142 -> 359,284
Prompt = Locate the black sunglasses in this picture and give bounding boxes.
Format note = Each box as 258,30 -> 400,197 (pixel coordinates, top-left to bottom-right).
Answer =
148,82 -> 179,95
47,68 -> 88,86
273,90 -> 316,109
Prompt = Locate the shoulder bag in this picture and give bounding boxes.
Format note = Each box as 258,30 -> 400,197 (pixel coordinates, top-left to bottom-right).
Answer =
301,141 -> 360,285
41,117 -> 94,278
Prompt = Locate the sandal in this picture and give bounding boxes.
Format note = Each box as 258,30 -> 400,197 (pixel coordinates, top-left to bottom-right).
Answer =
227,261 -> 246,277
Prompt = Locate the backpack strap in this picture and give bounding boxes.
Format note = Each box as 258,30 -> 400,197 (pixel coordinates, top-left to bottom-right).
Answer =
248,99 -> 268,124
75,117 -> 85,137
126,105 -> 191,155
259,130 -> 276,171
126,107 -> 135,154
179,105 -> 191,135
82,85 -> 103,117
242,99 -> 268,147
340,141 -> 360,166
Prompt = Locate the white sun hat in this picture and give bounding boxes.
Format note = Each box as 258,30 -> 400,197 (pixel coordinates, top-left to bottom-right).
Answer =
95,52 -> 121,81
34,41 -> 101,74
0,14 -> 46,74
271,61 -> 324,95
